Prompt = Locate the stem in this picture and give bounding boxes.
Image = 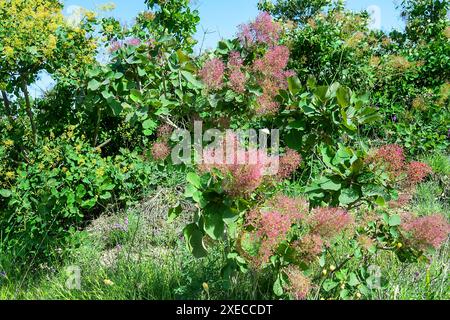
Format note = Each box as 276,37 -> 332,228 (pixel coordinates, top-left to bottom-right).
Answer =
21,82 -> 37,144
1,90 -> 15,126
93,105 -> 102,147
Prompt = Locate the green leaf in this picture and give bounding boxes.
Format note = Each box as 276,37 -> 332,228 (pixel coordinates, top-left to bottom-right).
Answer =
107,98 -> 123,116
388,214 -> 401,227
114,72 -> 124,79
100,192 -> 112,200
375,196 -> 386,207
240,232 -> 260,257
0,189 -> 11,198
184,183 -> 198,198
323,279 -> 339,292
181,71 -> 203,89
137,67 -> 146,77
319,177 -> 342,191
307,75 -> 317,89
319,254 -> 326,267
130,89 -> 143,103
273,275 -> 284,296
87,79 -> 101,91
320,145 -> 337,170
339,186 -> 361,205
203,209 -> 224,240
101,89 -> 113,100
348,273 -> 360,287
168,203 -> 182,223
76,185 -> 86,198
176,49 -> 191,64
340,289 -> 349,299
183,223 -> 208,258
142,118 -> 157,130
336,86 -> 351,107
81,198 -> 96,209
186,172 -> 201,189
287,76 -> 302,95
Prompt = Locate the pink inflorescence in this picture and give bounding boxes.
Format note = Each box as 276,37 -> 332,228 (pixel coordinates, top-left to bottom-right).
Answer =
246,194 -> 308,266
372,144 -> 406,179
151,141 -> 171,161
256,95 -> 280,115
253,45 -> 295,115
199,133 -> 276,197
227,52 -> 247,93
199,58 -> 225,90
265,194 -> 308,220
401,214 -> 450,251
277,148 -> 302,180
253,45 -> 290,81
406,161 -> 433,186
388,192 -> 413,209
294,233 -> 324,263
309,207 -> 353,240
156,124 -> 174,140
126,37 -> 141,46
109,40 -> 122,53
285,267 -> 312,300
238,12 -> 282,47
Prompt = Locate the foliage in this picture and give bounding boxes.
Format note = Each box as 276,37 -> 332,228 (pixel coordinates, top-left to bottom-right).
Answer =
258,0 -> 332,23
0,127 -> 158,263
0,0 -> 449,301
144,0 -> 200,50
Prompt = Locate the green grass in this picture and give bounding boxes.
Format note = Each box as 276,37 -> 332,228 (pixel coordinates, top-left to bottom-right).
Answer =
1,165 -> 449,300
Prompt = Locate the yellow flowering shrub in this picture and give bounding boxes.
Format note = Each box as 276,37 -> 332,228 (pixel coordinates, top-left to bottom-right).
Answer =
0,0 -> 63,67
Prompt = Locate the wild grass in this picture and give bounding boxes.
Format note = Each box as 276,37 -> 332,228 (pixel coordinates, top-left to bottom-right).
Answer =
0,155 -> 449,300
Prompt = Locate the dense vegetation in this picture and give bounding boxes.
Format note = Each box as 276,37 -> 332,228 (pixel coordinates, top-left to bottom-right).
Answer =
0,0 -> 449,300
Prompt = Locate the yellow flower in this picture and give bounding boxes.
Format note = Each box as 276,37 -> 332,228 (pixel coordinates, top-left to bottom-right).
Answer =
96,168 -> 105,177
104,25 -> 114,33
322,269 -> 327,276
3,46 -> 14,57
397,242 -> 403,249
5,171 -> 15,179
103,279 -> 114,286
329,265 -> 336,272
85,11 -> 96,21
3,139 -> 14,147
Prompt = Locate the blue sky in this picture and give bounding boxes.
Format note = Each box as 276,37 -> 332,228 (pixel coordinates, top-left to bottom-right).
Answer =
32,1 -> 405,95
63,0 -> 405,50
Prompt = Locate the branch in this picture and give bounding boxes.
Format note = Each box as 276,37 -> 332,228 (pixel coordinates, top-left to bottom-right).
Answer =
1,90 -> 15,125
95,138 -> 111,149
158,115 -> 180,130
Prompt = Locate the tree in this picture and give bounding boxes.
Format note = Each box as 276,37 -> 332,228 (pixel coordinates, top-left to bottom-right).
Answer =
0,0 -> 98,143
0,0 -> 65,142
144,0 -> 200,50
258,0 -> 333,23
399,0 -> 449,42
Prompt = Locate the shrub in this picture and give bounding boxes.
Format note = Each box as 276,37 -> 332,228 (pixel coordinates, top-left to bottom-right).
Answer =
0,127 -> 156,264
